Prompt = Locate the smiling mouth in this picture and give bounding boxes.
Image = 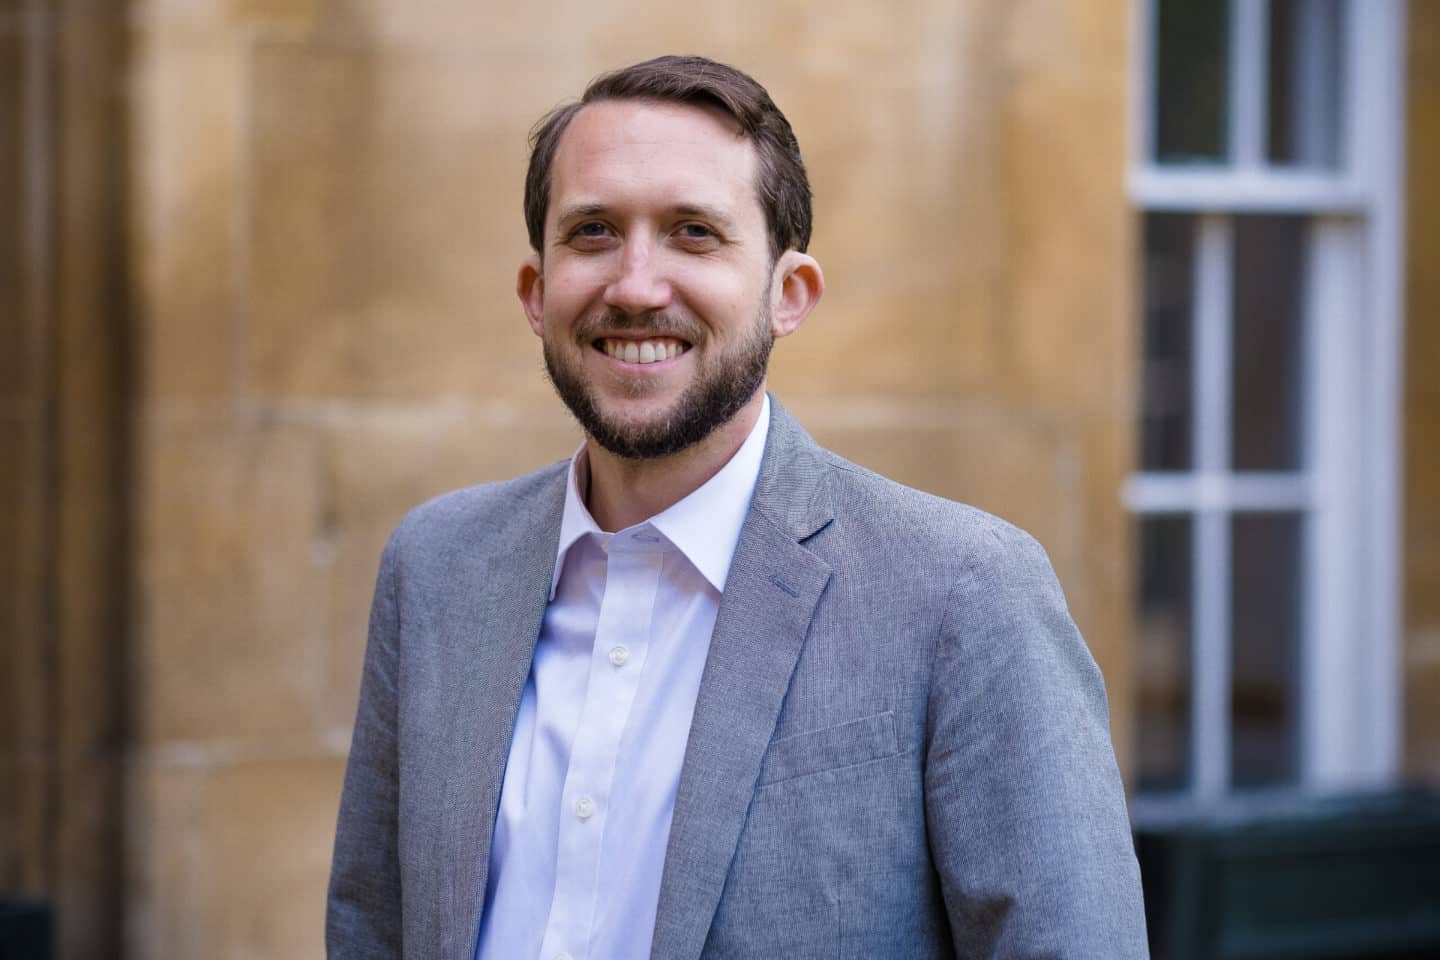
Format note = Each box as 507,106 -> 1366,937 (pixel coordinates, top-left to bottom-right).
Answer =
595,337 -> 690,365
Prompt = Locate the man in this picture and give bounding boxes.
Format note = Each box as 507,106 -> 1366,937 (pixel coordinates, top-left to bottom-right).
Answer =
327,55 -> 1148,960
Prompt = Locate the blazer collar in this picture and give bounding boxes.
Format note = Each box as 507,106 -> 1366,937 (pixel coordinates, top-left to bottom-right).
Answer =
650,396 -> 835,960
746,395 -> 836,543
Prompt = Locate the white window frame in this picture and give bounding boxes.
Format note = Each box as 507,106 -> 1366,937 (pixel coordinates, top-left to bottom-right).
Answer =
1125,0 -> 1408,800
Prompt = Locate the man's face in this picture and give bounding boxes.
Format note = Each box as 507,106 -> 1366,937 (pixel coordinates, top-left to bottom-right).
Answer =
520,99 -> 779,460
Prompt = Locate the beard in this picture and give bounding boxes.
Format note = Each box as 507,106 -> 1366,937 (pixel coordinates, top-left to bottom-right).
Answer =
543,304 -> 773,461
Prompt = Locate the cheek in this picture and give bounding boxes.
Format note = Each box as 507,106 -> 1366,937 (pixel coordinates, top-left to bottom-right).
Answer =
676,267 -> 765,322
540,270 -> 601,320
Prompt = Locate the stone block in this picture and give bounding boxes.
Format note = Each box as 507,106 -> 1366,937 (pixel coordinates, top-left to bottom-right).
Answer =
1407,408 -> 1440,630
203,757 -> 345,960
226,0 -> 325,34
765,21 -> 1004,400
1404,629 -> 1440,784
126,763 -> 208,959
321,406 -> 580,735
768,276 -> 998,401
246,42 -> 556,402
135,415 -> 327,744
317,0 -> 776,55
994,66 -> 1131,417
1408,534 -> 1440,636
130,28 -> 245,403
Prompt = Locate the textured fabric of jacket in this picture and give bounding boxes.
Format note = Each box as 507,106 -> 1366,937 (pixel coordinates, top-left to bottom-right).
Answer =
326,397 -> 1150,959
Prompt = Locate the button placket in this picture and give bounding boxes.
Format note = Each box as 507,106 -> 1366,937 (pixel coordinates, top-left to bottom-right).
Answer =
539,536 -> 665,960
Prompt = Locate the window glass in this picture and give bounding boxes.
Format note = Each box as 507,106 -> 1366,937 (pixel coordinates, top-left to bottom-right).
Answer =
1141,214 -> 1195,471
1267,0 -> 1346,169
1232,215 -> 1308,471
1137,515 -> 1193,792
1230,513 -> 1303,787
1153,0 -> 1230,163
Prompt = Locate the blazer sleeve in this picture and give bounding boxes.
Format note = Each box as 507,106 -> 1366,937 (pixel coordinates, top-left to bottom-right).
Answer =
327,532 -> 404,959
924,524 -> 1150,959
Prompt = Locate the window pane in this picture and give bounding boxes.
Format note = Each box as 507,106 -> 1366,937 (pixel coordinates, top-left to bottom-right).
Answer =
1141,214 -> 1195,471
1153,0 -> 1230,163
1137,515 -> 1192,792
1232,215 -> 1307,471
1231,513 -> 1302,788
1267,0 -> 1346,169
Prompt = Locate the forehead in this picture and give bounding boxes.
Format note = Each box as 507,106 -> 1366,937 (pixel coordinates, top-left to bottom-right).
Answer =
549,99 -> 762,222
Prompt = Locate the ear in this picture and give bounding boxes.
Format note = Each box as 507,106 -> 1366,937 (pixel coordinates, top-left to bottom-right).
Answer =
517,253 -> 545,337
769,251 -> 824,340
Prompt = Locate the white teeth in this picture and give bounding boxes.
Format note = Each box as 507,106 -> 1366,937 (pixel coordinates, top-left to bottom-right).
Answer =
601,338 -> 686,364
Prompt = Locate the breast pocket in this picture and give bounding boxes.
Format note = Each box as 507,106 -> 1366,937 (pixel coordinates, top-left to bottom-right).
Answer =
756,711 -> 899,787
707,711 -> 916,959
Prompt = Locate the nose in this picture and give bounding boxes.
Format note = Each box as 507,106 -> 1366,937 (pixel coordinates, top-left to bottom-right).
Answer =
603,237 -> 672,316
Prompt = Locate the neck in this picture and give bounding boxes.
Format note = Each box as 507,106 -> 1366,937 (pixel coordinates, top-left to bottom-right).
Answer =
584,388 -> 766,533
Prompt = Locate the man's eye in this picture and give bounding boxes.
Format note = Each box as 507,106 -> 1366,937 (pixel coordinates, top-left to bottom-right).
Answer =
677,223 -> 716,241
575,222 -> 609,238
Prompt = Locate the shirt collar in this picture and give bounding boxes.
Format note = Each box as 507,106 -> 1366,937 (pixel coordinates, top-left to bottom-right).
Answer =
550,394 -> 771,598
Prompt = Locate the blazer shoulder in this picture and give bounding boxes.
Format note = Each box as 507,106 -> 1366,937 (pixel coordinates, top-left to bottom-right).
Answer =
387,459 -> 569,560
814,447 -> 1050,575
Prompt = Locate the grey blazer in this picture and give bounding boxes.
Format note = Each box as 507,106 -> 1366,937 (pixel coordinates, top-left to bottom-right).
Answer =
326,398 -> 1149,959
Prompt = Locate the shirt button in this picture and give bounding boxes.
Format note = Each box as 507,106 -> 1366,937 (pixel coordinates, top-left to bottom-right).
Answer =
608,645 -> 630,667
575,796 -> 595,820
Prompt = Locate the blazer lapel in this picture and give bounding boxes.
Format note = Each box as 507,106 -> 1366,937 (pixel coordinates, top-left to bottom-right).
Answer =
650,400 -> 835,960
431,469 -> 567,959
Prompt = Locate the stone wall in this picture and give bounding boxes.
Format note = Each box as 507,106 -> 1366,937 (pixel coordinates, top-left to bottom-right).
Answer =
128,1 -> 1135,957
1404,1 -> 1440,782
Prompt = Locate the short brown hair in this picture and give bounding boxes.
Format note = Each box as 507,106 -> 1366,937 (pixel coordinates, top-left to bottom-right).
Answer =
523,55 -> 813,260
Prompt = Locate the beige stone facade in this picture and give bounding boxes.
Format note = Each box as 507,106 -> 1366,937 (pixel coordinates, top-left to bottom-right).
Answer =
0,1 -> 1434,957
1404,2 -> 1440,780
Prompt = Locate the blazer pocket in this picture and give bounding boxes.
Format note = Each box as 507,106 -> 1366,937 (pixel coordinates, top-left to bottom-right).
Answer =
756,711 -> 899,787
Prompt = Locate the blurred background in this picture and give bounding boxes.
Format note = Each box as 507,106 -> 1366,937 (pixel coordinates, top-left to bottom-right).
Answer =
1,0 -> 1436,957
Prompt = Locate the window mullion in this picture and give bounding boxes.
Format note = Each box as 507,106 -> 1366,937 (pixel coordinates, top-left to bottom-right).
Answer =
1193,510 -> 1233,799
1229,0 -> 1270,169
1191,214 -> 1234,799
1131,0 -> 1155,167
1302,218 -> 1362,787
1193,216 -> 1232,477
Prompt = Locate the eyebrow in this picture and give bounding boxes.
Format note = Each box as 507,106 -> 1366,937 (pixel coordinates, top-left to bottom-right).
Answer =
553,203 -> 609,230
552,201 -> 741,234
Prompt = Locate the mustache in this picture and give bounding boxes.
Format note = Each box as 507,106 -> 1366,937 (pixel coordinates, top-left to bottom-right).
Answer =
574,309 -> 705,344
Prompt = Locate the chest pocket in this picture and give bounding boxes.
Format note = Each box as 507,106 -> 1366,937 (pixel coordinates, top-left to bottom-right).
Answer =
756,711 -> 898,787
